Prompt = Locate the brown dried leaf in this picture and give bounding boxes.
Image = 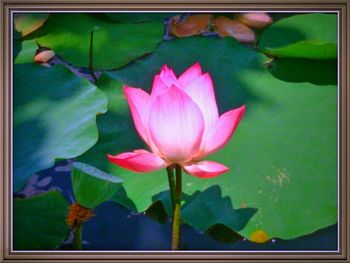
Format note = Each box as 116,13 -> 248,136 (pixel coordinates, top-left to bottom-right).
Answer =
170,14 -> 213,37
66,203 -> 94,229
237,13 -> 273,29
214,16 -> 256,43
14,14 -> 50,37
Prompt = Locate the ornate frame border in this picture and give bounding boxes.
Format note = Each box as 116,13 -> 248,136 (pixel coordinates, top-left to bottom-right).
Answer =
1,1 -> 349,262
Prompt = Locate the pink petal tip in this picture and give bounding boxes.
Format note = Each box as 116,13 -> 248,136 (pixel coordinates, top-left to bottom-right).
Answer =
107,150 -> 167,173
184,161 -> 229,178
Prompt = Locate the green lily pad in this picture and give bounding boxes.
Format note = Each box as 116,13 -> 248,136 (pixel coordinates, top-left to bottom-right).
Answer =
13,64 -> 107,192
259,14 -> 337,59
78,37 -> 337,241
72,162 -> 122,209
14,39 -> 38,64
13,191 -> 69,250
14,13 -> 50,39
24,13 -> 164,69
105,13 -> 176,23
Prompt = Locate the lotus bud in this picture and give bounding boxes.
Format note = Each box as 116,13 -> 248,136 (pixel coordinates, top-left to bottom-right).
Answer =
237,13 -> 273,29
34,46 -> 55,65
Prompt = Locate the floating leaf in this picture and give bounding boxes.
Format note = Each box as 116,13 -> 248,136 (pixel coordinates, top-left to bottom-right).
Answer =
259,14 -> 337,59
71,162 -> 122,209
78,37 -> 337,241
24,13 -> 164,69
14,13 -> 50,38
13,64 -> 107,192
13,191 -> 69,250
170,14 -> 213,37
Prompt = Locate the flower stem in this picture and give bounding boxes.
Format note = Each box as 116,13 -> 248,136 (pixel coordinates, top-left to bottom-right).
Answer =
171,164 -> 182,250
89,30 -> 97,82
166,167 -> 176,212
73,223 -> 82,250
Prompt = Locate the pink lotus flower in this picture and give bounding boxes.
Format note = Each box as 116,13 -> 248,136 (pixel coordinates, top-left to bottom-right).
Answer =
107,63 -> 246,178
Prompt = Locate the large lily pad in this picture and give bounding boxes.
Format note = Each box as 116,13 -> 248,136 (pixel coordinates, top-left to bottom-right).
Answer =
13,191 -> 69,250
23,13 -> 164,69
259,14 -> 337,59
78,37 -> 337,240
13,64 -> 107,192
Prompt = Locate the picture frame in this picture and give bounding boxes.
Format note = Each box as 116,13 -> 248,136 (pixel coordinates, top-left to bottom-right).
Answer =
1,0 -> 349,262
